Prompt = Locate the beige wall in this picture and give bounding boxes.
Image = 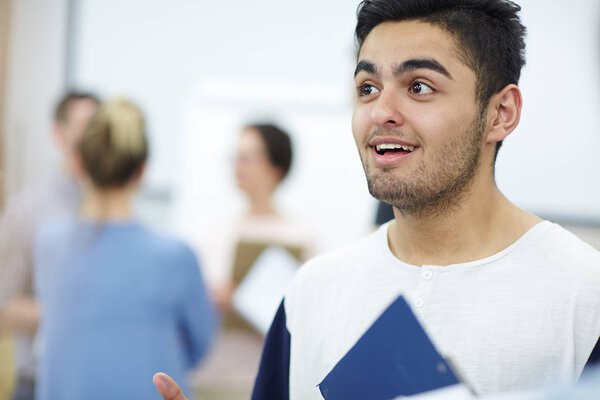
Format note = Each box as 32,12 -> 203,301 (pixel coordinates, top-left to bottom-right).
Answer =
0,0 -> 10,208
3,0 -> 68,197
0,1 -> 14,398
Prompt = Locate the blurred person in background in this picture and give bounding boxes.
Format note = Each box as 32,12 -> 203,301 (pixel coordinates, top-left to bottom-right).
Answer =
193,123 -> 315,399
0,91 -> 98,400
33,97 -> 217,400
212,123 -> 314,310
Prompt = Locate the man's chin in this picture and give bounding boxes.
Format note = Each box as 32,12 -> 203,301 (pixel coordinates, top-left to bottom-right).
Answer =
367,181 -> 427,215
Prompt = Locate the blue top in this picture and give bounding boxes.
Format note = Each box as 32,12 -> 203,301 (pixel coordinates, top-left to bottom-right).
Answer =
34,219 -> 217,400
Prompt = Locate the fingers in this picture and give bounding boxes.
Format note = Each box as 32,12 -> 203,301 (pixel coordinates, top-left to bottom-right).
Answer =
153,372 -> 187,400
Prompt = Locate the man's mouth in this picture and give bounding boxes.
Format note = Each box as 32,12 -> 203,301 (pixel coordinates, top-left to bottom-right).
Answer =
373,143 -> 416,155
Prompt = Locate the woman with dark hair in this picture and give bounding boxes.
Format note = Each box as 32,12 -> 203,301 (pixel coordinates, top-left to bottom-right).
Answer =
234,124 -> 293,217
33,98 -> 217,400
193,122 -> 316,398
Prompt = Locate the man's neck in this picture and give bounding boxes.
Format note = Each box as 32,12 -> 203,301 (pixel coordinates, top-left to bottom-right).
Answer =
387,179 -> 541,266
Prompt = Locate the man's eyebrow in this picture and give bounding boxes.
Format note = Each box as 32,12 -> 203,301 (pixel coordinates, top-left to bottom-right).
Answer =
354,60 -> 380,78
394,58 -> 454,80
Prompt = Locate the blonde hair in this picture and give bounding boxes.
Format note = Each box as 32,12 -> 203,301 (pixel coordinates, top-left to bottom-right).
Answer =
78,97 -> 148,187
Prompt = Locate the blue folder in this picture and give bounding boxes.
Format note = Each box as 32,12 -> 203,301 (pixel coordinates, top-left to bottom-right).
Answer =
318,296 -> 460,399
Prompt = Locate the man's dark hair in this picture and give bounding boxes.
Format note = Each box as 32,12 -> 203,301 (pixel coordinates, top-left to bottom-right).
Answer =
355,0 -> 527,158
246,123 -> 293,180
54,91 -> 100,123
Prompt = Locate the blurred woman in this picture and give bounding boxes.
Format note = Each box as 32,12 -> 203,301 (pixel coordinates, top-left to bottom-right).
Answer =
234,124 -> 293,217
33,98 -> 217,400
194,123 -> 315,398
213,124 -> 309,309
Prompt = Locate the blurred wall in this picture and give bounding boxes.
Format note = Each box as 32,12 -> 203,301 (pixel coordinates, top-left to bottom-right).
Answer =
498,0 -> 600,222
0,3 -> 14,395
69,0 -> 357,191
0,0 -> 10,207
1,2 -> 14,398
2,0 -> 68,196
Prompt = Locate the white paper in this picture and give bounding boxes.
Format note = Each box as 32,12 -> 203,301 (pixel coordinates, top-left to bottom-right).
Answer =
232,245 -> 300,334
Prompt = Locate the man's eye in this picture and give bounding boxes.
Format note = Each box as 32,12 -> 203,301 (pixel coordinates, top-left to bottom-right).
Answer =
358,83 -> 380,97
409,82 -> 434,95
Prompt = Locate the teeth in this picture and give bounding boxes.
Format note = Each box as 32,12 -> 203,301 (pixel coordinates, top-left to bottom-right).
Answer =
375,144 -> 415,152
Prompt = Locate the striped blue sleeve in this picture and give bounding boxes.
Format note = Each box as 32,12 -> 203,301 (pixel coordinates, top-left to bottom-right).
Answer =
252,300 -> 290,400
585,337 -> 600,371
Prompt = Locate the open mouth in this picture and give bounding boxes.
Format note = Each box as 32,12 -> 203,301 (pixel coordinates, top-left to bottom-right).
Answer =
373,143 -> 416,156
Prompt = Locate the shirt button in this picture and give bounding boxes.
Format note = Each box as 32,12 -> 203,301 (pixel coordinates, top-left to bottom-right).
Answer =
415,298 -> 424,307
422,270 -> 433,280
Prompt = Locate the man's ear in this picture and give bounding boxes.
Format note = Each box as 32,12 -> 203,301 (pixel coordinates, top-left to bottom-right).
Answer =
485,84 -> 522,144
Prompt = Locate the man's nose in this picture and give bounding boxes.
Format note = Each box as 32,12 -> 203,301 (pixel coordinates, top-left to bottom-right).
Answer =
370,89 -> 405,128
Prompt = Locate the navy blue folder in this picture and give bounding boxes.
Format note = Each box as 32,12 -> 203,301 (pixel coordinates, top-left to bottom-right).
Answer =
318,296 -> 460,399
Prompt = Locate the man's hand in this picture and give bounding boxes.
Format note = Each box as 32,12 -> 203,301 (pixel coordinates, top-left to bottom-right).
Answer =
153,373 -> 187,400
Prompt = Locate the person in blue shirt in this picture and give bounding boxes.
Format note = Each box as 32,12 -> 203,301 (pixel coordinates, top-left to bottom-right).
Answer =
33,97 -> 217,400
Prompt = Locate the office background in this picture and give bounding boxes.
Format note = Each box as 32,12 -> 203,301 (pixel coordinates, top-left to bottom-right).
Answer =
1,0 -> 599,251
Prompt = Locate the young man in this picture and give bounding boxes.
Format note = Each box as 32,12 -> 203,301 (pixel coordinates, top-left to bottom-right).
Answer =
0,92 -> 98,400
155,1 -> 600,399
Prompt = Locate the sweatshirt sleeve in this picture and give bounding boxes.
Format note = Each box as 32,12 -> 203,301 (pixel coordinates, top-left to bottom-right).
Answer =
251,299 -> 291,400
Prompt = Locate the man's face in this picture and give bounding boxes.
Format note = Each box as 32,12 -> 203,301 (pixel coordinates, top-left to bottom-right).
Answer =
54,98 -> 98,176
352,20 -> 487,216
57,98 -> 98,150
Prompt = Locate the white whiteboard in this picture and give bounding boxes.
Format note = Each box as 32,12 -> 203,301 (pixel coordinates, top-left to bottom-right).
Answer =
169,79 -> 373,252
